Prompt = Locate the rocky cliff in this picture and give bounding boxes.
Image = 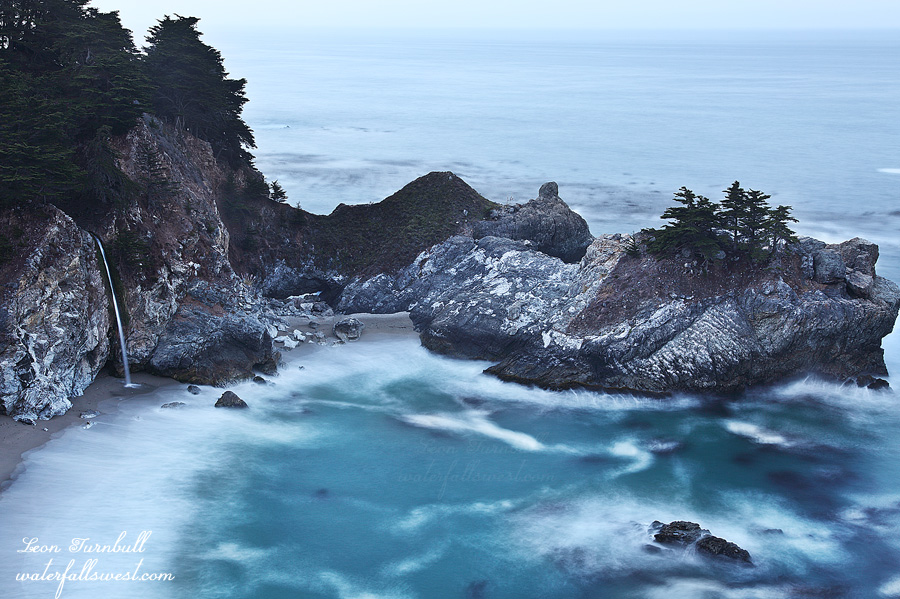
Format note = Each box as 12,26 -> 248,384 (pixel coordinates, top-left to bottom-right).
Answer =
0,117 -> 292,420
0,205 -> 110,420
2,129 -> 897,418
338,185 -> 900,394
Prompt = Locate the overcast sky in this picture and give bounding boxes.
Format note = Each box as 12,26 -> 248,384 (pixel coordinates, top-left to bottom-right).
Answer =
90,0 -> 900,42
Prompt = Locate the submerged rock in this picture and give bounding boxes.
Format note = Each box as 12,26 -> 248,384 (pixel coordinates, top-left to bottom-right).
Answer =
653,520 -> 707,545
160,401 -> 186,409
187,385 -> 201,395
333,317 -> 365,342
215,391 -> 248,408
79,410 -> 100,419
652,520 -> 752,563
696,535 -> 752,563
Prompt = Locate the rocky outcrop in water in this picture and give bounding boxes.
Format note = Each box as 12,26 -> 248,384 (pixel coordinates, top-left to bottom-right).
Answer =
652,520 -> 752,563
0,205 -> 110,421
338,191 -> 900,394
215,391 -> 248,408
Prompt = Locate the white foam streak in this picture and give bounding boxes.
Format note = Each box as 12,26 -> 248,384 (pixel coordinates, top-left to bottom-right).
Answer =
724,420 -> 793,447
400,410 -> 545,451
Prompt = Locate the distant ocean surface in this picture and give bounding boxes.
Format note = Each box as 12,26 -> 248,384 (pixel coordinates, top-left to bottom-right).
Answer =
3,30 -> 900,599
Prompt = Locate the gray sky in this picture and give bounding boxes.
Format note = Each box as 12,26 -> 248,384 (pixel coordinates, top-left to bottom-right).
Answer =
90,0 -> 900,41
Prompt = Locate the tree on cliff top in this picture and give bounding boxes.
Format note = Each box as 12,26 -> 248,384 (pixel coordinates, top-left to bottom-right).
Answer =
644,182 -> 798,265
143,15 -> 255,167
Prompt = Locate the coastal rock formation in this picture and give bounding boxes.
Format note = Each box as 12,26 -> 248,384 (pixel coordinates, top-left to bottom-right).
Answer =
147,281 -> 279,384
652,520 -> 752,563
333,317 -> 365,342
215,391 -> 248,408
0,205 -> 110,420
473,181 -> 593,263
338,191 -> 900,394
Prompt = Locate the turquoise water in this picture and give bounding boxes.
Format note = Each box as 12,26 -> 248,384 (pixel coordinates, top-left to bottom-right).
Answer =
3,30 -> 900,598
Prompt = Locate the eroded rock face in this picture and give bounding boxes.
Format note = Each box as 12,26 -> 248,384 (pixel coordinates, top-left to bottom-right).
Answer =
338,230 -> 900,394
0,206 -> 110,420
473,181 -> 593,263
148,281 -> 279,385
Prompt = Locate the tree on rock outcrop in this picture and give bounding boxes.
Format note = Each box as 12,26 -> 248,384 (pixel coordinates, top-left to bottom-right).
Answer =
144,15 -> 255,167
645,187 -> 723,261
644,182 -> 798,265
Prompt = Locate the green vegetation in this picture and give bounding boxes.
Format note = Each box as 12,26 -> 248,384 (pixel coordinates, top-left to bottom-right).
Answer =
0,2 -> 255,209
643,181 -> 798,263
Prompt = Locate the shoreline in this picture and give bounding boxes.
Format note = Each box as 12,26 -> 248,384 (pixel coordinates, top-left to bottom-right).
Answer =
0,312 -> 416,493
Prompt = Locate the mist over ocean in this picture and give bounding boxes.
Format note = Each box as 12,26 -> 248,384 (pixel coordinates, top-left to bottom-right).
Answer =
3,29 -> 900,598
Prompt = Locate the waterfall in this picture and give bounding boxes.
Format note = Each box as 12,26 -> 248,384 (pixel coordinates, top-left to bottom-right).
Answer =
93,235 -> 133,387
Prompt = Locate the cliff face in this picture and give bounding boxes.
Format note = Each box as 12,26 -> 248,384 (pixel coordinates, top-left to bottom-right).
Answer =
0,205 -> 110,420
0,117 -> 288,419
338,184 -> 900,394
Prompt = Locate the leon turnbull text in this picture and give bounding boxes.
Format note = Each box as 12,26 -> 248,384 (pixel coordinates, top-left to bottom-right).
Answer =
19,531 -> 151,554
15,531 -> 174,598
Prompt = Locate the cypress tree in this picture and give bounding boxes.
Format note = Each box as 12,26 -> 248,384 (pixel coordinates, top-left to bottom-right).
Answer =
143,16 -> 255,167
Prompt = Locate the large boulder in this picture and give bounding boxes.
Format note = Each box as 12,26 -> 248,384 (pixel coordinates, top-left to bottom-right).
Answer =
214,391 -> 248,408
473,182 -> 593,263
333,317 -> 365,341
148,281 -> 279,385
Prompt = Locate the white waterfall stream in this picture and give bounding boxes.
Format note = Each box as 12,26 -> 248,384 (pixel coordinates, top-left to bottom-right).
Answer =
93,235 -> 133,387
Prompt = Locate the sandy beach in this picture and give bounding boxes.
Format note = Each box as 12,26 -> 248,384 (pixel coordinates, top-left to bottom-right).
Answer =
0,311 -> 416,492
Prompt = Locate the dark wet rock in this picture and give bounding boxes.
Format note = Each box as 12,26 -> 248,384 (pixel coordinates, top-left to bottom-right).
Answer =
695,535 -> 752,563
253,375 -> 267,384
79,410 -> 100,419
308,321 -> 319,330
187,385 -> 201,395
642,543 -> 664,555
760,528 -> 784,535
653,521 -> 707,545
857,374 -> 891,390
868,378 -> 890,390
161,401 -> 186,409
333,317 -> 365,342
15,416 -> 36,426
215,391 -> 248,408
652,520 -> 752,564
472,182 -> 593,263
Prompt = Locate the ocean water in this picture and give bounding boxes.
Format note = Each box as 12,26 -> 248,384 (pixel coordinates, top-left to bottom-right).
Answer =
3,30 -> 900,598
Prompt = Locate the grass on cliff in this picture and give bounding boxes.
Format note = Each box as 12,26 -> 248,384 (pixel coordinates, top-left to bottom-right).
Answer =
306,172 -> 498,276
